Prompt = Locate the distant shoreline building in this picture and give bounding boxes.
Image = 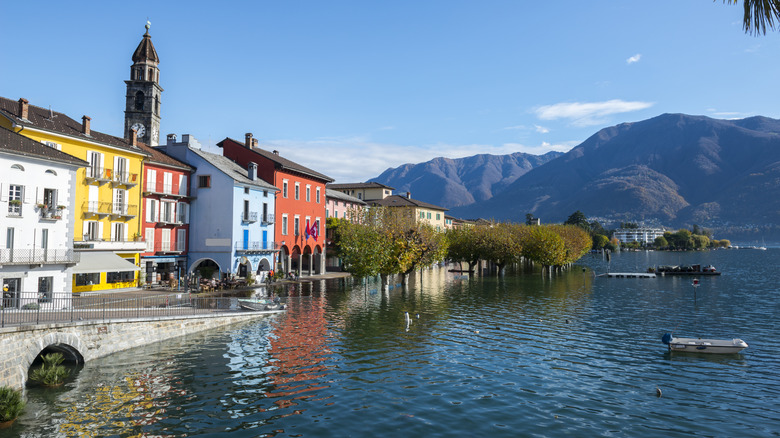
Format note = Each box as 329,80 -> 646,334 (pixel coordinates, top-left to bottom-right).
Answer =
613,227 -> 665,245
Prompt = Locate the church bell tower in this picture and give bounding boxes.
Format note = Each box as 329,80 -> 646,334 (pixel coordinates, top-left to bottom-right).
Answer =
124,21 -> 162,146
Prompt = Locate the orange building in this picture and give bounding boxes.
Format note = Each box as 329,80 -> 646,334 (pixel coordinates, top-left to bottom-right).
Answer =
217,134 -> 332,275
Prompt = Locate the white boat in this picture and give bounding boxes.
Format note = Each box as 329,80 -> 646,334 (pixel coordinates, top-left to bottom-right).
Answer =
238,298 -> 285,311
662,333 -> 748,354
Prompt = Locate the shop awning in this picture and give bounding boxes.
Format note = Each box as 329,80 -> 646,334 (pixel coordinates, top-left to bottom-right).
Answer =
72,252 -> 141,274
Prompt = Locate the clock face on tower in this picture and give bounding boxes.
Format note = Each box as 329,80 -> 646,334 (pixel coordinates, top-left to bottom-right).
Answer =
130,123 -> 146,138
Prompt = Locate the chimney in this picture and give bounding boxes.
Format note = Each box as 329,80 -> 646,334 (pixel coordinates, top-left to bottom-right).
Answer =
245,133 -> 253,148
273,150 -> 279,155
406,191 -> 411,199
130,128 -> 138,147
167,133 -> 177,144
252,138 -> 259,148
81,116 -> 91,136
18,98 -> 29,120
248,162 -> 257,181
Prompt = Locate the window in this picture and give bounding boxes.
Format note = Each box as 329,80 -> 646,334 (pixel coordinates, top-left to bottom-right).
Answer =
294,216 -> 300,236
75,273 -> 100,286
198,175 -> 211,188
295,183 -> 300,200
38,277 -> 53,303
282,180 -> 288,198
115,157 -> 129,183
306,185 -> 311,202
177,202 -> 189,224
161,201 -> 175,223
316,187 -> 321,203
163,172 -> 172,194
43,188 -> 57,210
107,271 -> 135,283
282,214 -> 288,235
326,209 -> 329,218
145,228 -> 155,252
8,184 -> 23,215
427,212 -> 432,219
112,222 -> 126,242
436,213 -> 441,220
263,190 -> 268,198
87,151 -> 103,179
243,200 -> 250,221
6,228 -> 14,249
134,91 -> 144,111
85,221 -> 100,241
244,187 -> 249,194
146,168 -> 157,192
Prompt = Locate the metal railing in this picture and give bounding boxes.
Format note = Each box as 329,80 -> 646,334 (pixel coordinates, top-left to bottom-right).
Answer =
262,213 -> 275,224
0,295 -> 284,328
0,249 -> 80,265
112,171 -> 139,186
242,211 -> 258,223
234,241 -> 277,252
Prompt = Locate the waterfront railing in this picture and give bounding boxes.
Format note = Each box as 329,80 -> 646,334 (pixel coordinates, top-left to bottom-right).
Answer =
0,295 -> 280,328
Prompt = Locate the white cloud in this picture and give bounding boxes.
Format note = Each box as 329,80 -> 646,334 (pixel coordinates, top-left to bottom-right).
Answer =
534,99 -> 654,127
255,137 -> 577,183
626,53 -> 642,64
535,125 -> 550,134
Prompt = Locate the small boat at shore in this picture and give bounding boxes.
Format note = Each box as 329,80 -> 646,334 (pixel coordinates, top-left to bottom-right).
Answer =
238,298 -> 286,311
649,264 -> 721,276
661,333 -> 748,354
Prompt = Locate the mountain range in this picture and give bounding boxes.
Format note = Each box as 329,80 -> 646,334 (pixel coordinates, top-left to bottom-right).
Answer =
369,113 -> 780,238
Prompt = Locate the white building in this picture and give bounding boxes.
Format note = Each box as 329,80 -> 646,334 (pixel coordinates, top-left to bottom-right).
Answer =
0,127 -> 87,308
613,227 -> 665,245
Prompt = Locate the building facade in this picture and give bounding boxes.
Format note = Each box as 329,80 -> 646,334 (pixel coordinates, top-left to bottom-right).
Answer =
369,194 -> 449,232
325,188 -> 366,220
0,97 -> 146,293
124,22 -> 163,146
218,134 -> 333,275
137,142 -> 193,287
0,127 -> 87,308
327,182 -> 394,201
613,227 -> 665,245
159,135 -> 278,283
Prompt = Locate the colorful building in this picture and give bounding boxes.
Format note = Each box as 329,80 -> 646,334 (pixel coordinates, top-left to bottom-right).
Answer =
327,182 -> 394,201
137,142 -> 193,288
159,134 -> 278,283
368,193 -> 449,231
0,127 -> 87,307
0,97 -> 147,293
218,134 -> 333,275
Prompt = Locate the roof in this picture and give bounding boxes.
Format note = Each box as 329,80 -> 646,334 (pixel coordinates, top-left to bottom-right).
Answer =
132,29 -> 159,64
368,195 -> 448,211
327,182 -> 395,190
326,188 -> 366,205
189,147 -> 278,191
0,126 -> 89,168
0,96 -> 150,157
137,143 -> 193,171
217,137 -> 333,183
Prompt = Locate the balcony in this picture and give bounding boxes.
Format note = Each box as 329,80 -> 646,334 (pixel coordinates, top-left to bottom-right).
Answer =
149,241 -> 186,254
262,213 -> 275,224
234,241 -> 277,254
157,215 -> 181,226
74,234 -> 147,252
82,201 -> 112,218
39,205 -> 65,221
111,170 -> 139,189
143,183 -> 189,199
0,248 -> 80,266
110,203 -> 138,219
85,167 -> 112,184
242,211 -> 258,224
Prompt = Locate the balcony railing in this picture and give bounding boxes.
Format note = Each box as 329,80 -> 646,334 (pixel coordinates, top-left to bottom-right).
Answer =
234,241 -> 277,253
144,183 -> 189,198
80,235 -> 145,243
112,170 -> 139,188
39,207 -> 64,221
262,213 -> 275,224
157,215 -> 181,226
82,201 -> 112,216
242,211 -> 258,223
111,203 -> 138,218
149,241 -> 186,253
85,167 -> 112,183
0,249 -> 80,265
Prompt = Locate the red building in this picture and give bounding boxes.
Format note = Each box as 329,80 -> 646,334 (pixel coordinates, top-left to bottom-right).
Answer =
138,142 -> 193,287
218,134 -> 332,275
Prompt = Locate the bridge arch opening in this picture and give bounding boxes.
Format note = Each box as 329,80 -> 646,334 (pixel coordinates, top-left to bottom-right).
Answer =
26,343 -> 85,386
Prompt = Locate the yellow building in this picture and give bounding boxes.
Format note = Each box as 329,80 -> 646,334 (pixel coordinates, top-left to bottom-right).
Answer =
0,97 -> 148,292
368,194 -> 448,231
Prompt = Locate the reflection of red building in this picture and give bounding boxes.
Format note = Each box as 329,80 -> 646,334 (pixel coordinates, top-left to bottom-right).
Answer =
138,142 -> 193,286
264,294 -> 331,412
218,134 -> 332,275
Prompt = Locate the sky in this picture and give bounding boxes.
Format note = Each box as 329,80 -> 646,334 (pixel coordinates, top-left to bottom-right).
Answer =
2,1 -> 779,183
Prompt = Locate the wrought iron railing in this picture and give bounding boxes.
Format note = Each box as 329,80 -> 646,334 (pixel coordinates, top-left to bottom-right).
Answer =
0,249 -> 80,265
234,241 -> 277,252
0,296 -> 285,328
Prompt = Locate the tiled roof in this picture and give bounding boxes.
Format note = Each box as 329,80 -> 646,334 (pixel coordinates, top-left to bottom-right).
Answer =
325,188 -> 366,204
0,126 -> 89,167
218,137 -> 333,183
368,195 -> 448,211
189,147 -> 278,191
137,143 -> 193,171
0,96 -> 150,157
327,182 -> 395,190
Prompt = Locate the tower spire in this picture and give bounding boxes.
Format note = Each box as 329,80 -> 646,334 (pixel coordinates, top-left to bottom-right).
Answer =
124,22 -> 163,146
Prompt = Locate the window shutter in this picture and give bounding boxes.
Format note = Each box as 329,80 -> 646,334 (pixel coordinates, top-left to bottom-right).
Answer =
98,222 -> 104,240
145,199 -> 152,222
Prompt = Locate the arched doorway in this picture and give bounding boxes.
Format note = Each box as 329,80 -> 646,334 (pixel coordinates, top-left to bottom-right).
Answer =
290,245 -> 302,274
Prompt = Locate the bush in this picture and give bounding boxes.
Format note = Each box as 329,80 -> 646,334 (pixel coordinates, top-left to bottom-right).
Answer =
29,353 -> 69,387
0,386 -> 25,422
21,303 -> 39,310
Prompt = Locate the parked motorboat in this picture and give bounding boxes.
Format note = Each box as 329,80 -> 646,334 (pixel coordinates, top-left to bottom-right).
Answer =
661,333 -> 748,354
650,264 -> 721,276
238,298 -> 285,311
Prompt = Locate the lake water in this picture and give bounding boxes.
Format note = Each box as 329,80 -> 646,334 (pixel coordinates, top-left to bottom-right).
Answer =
9,249 -> 780,437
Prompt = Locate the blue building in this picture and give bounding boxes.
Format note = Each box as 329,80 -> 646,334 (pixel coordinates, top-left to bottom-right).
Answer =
157,134 -> 278,283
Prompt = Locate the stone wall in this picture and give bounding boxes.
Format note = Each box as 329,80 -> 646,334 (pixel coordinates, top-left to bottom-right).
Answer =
0,311 -> 278,389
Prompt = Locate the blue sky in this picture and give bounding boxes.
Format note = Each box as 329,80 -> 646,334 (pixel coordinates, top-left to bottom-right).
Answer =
2,1 -> 778,183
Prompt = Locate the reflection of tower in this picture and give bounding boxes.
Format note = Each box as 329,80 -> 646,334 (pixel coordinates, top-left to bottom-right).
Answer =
124,21 -> 162,145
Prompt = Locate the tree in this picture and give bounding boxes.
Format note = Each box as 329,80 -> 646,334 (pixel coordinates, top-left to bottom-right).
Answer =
592,234 -> 610,250
654,235 -> 668,248
521,226 -> 567,269
722,0 -> 780,35
564,210 -> 589,229
446,226 -> 482,272
550,224 -> 592,265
